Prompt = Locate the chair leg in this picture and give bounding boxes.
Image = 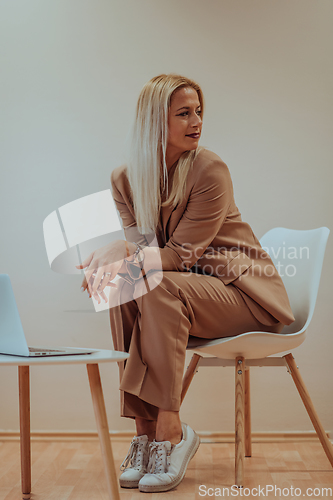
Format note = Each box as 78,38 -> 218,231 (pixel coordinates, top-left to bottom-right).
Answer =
181,353 -> 202,404
235,356 -> 245,487
18,366 -> 31,496
284,353 -> 333,467
244,367 -> 252,457
86,364 -> 120,500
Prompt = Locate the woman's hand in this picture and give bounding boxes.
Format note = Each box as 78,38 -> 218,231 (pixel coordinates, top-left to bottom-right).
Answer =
76,240 -> 136,304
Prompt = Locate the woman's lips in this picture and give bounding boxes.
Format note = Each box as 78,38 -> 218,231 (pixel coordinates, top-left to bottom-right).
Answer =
186,133 -> 200,139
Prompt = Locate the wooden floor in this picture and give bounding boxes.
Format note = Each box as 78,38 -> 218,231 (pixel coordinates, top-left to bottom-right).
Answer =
0,439 -> 332,500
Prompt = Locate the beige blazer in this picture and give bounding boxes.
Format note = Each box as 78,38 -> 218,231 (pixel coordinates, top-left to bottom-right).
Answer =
111,148 -> 295,326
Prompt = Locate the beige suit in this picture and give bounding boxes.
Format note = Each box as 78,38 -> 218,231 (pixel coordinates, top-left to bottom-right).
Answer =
109,148 -> 295,420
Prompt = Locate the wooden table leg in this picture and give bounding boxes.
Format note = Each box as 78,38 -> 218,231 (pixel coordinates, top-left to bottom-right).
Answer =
87,364 -> 120,500
235,356 -> 245,487
18,365 -> 31,496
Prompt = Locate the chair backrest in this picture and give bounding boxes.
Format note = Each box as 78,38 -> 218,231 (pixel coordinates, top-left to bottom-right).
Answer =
260,227 -> 330,334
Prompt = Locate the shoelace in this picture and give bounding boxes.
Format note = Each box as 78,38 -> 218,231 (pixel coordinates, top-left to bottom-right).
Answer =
120,439 -> 145,472
147,441 -> 171,474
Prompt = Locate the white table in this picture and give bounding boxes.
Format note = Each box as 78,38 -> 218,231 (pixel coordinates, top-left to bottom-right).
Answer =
0,348 -> 129,500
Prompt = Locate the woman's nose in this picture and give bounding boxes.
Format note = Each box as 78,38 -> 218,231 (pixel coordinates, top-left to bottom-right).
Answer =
191,113 -> 202,127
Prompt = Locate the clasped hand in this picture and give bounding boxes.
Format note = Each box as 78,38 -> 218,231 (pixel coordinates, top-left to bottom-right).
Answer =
75,240 -> 136,304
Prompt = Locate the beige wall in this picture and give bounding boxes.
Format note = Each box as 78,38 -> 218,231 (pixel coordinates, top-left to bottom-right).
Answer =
0,0 -> 332,435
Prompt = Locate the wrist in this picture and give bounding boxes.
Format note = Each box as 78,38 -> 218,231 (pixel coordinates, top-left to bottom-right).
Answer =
124,241 -> 137,260
133,243 -> 145,264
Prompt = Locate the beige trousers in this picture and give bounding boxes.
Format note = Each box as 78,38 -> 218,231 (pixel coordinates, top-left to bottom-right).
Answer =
109,270 -> 283,421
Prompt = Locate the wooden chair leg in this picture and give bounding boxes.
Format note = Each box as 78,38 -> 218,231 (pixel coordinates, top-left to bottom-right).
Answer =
18,366 -> 31,496
86,364 -> 120,500
181,353 -> 202,404
244,367 -> 252,457
284,353 -> 333,467
235,356 -> 245,487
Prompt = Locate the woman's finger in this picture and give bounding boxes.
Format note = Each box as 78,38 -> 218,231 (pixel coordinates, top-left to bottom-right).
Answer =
98,272 -> 114,294
80,276 -> 88,292
77,254 -> 93,291
76,252 -> 94,270
85,267 -> 98,293
84,272 -> 95,297
86,275 -> 118,304
99,288 -> 109,304
107,280 -> 118,288
90,286 -> 102,304
90,267 -> 106,295
92,293 -> 101,305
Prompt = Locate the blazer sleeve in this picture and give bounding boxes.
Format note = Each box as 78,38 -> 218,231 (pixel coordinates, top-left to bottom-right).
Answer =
158,158 -> 233,272
110,168 -> 149,248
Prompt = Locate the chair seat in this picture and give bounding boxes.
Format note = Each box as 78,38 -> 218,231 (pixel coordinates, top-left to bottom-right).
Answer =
187,330 -> 306,359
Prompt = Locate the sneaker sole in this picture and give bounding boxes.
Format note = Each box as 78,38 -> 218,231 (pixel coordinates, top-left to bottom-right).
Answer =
138,433 -> 200,493
119,478 -> 140,488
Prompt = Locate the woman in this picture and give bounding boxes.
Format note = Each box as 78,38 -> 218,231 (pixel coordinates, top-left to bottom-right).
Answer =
77,74 -> 295,493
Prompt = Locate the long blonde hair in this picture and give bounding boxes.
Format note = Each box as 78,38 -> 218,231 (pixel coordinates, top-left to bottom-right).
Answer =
126,74 -> 205,234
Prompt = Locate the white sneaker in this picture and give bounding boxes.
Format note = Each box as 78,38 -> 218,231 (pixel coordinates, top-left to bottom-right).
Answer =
119,434 -> 149,488
138,422 -> 200,493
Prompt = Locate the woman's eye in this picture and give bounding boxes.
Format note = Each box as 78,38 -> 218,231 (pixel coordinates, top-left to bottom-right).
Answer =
176,109 -> 201,117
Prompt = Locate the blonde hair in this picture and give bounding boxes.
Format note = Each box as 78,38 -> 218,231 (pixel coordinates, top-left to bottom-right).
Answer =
126,73 -> 205,234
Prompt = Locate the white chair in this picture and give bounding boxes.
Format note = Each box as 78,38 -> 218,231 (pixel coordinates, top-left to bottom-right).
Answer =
181,227 -> 333,487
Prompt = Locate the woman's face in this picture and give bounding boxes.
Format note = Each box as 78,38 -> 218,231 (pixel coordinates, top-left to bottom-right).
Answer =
166,86 -> 202,163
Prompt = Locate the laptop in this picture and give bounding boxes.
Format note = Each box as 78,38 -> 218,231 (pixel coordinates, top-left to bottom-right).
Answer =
0,274 -> 94,357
